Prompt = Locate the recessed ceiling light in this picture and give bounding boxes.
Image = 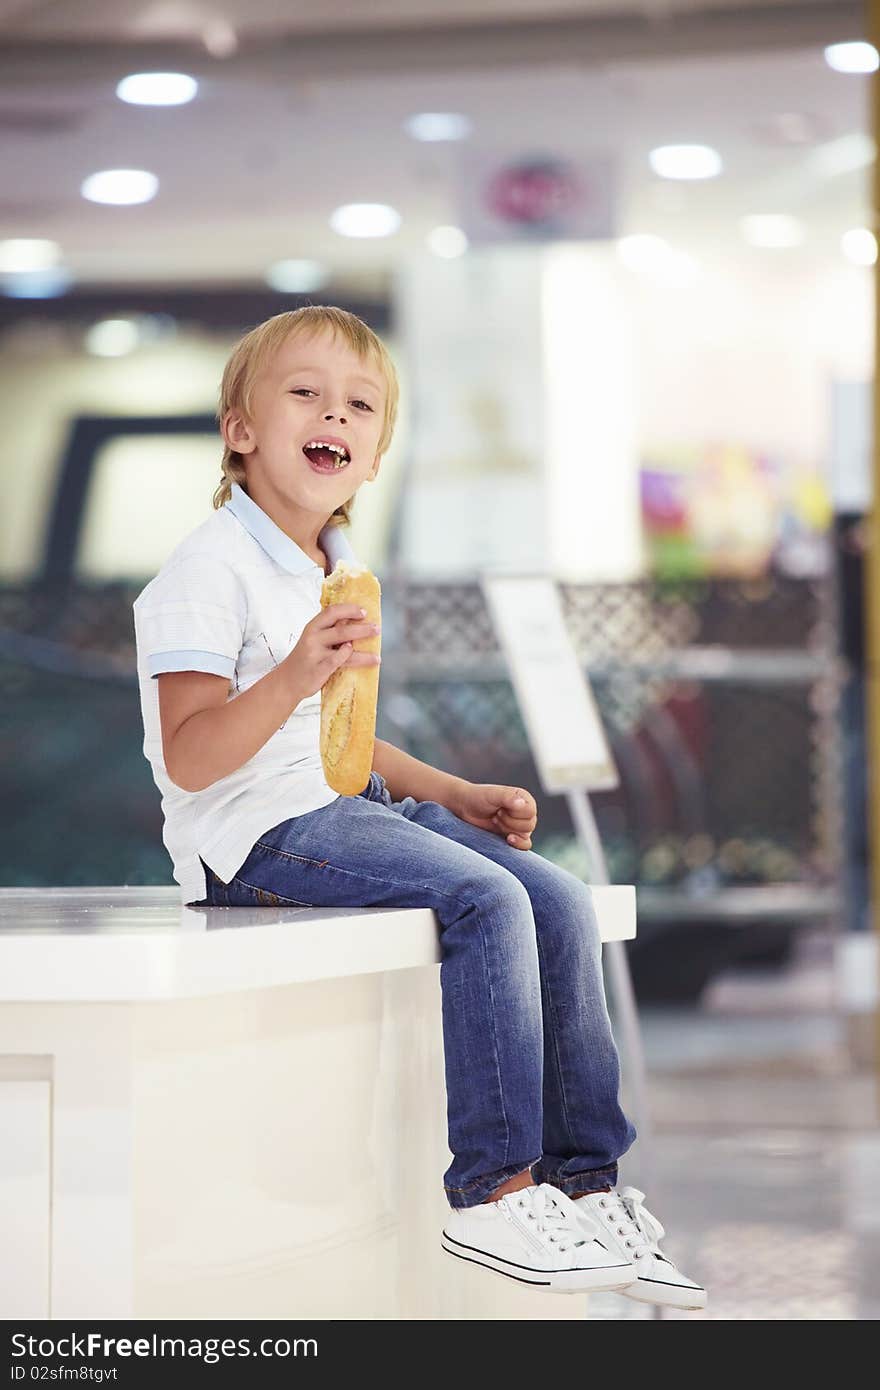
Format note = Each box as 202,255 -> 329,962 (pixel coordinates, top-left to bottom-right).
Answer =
116,72 -> 198,105
134,313 -> 178,343
824,41 -> 879,74
0,239 -> 61,273
841,227 -> 877,265
329,203 -> 401,238
404,112 -> 472,142
81,169 -> 159,205
1,268 -> 73,299
85,319 -> 141,357
427,225 -> 468,258
805,131 -> 875,178
648,144 -> 723,180
266,259 -> 329,292
740,215 -> 806,248
203,20 -> 238,58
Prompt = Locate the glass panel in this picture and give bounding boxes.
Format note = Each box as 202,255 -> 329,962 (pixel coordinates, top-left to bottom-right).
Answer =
75,434 -> 221,581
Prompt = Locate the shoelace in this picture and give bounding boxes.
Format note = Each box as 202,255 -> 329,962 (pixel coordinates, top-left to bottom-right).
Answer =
595,1186 -> 666,1259
503,1184 -> 588,1254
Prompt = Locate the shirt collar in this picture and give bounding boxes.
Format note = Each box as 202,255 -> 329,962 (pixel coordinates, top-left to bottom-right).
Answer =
226,482 -> 359,576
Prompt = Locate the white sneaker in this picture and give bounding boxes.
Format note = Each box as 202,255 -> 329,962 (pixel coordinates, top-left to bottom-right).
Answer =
573,1186 -> 707,1310
441,1182 -> 637,1294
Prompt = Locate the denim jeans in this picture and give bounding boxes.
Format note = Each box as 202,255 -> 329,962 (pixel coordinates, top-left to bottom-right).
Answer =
192,771 -> 637,1208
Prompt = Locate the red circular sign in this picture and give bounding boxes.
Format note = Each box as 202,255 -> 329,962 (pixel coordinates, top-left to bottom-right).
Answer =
486,159 -> 581,226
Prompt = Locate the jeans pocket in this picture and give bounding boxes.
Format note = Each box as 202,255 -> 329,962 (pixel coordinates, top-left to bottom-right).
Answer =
226,875 -> 317,908
360,770 -> 390,803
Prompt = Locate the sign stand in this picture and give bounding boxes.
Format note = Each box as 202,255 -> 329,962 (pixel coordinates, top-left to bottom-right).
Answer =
480,573 -> 657,1203
565,789 -> 656,1196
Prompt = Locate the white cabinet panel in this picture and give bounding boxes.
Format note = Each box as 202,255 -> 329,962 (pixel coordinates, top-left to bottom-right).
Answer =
0,1079 -> 50,1318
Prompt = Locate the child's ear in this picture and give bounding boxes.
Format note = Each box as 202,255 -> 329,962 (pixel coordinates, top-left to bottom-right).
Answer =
223,409 -> 256,455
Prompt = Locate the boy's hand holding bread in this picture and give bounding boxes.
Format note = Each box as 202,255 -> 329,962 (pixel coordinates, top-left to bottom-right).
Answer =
287,602 -> 380,701
286,560 -> 382,795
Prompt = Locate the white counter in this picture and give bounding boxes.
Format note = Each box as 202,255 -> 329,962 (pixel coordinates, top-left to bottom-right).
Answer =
0,885 -> 634,1002
0,884 -> 636,1321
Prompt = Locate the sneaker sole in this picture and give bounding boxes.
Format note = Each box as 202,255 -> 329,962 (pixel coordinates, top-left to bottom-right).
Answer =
441,1231 -> 636,1294
621,1278 -> 708,1311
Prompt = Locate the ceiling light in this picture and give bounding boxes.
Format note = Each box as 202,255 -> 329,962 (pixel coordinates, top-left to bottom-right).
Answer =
841,228 -> 877,265
85,319 -> 141,357
203,20 -> 238,58
329,203 -> 401,238
1,268 -> 73,299
266,259 -> 329,292
804,131 -> 875,179
116,72 -> 198,106
133,313 -> 178,343
648,144 -> 722,180
0,239 -> 61,273
427,225 -> 468,258
81,169 -> 159,205
824,41 -> 879,74
404,112 -> 472,142
740,214 -> 805,248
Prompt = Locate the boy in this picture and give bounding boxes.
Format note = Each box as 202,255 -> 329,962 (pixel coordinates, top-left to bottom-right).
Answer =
132,305 -> 705,1308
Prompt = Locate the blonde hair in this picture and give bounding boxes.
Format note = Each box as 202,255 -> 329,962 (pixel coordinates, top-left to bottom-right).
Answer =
213,305 -> 399,526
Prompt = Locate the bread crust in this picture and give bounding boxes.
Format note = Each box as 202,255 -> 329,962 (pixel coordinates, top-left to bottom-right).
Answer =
319,562 -> 382,795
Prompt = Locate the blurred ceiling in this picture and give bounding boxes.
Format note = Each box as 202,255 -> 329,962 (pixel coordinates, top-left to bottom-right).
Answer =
0,0 -> 868,292
0,0 -> 860,41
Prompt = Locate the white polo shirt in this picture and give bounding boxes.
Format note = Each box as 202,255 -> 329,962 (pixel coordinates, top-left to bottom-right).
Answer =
132,482 -> 361,905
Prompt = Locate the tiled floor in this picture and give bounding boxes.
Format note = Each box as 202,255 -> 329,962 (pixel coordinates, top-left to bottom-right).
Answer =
588,930 -> 880,1320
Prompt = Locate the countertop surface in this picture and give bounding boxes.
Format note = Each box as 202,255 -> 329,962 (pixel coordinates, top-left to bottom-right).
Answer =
0,885 -> 635,1003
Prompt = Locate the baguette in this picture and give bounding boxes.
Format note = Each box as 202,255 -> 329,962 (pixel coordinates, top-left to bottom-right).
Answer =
319,560 -> 382,795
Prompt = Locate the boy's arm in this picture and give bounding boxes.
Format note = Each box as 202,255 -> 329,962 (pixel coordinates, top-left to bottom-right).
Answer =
372,738 -> 469,816
163,658 -> 307,793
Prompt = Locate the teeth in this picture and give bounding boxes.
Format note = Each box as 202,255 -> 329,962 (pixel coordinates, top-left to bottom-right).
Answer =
304,439 -> 350,469
306,439 -> 348,456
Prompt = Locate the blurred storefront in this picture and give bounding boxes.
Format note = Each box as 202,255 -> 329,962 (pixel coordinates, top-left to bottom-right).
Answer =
0,0 -> 878,1323
0,7 -> 872,1020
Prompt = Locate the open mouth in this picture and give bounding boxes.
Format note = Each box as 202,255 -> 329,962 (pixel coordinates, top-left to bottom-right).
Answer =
303,441 -> 351,471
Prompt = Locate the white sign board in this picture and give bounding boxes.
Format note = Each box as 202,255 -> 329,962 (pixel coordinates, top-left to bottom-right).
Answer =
830,379 -> 871,512
480,573 -> 618,794
395,249 -> 547,576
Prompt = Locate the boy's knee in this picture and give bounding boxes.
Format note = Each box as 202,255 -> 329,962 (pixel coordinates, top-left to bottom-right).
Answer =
479,866 -> 534,917
549,864 -> 596,909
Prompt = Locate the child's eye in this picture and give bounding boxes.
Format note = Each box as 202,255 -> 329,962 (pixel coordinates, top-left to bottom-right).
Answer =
291,389 -> 371,411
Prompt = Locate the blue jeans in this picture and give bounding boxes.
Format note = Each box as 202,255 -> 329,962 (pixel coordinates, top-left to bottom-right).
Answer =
193,771 -> 637,1209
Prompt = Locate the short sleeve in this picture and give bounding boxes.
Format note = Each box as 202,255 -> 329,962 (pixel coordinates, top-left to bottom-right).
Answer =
134,554 -> 247,680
